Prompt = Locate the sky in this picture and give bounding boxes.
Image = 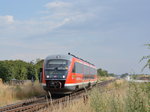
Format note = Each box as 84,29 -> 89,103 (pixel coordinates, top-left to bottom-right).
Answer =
0,0 -> 150,75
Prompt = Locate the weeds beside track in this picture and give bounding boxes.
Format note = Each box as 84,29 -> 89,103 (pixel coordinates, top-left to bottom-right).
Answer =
0,79 -> 117,112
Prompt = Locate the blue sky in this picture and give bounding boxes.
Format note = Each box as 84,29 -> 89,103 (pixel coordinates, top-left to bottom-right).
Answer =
0,0 -> 150,74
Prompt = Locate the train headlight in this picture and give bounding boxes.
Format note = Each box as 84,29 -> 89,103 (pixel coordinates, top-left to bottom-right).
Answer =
63,75 -> 65,78
46,75 -> 50,78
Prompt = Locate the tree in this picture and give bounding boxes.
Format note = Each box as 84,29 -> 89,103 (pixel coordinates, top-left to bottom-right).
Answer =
34,59 -> 44,80
97,68 -> 114,77
121,73 -> 129,78
108,73 -> 115,77
26,63 -> 36,80
141,44 -> 150,70
0,62 -> 13,82
97,68 -> 104,76
13,60 -> 28,80
0,59 -> 45,82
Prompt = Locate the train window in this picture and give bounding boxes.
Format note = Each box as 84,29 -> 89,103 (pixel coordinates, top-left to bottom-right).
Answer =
89,67 -> 92,75
94,69 -> 97,75
46,59 -> 69,68
93,68 -> 96,75
87,66 -> 90,75
83,65 -> 89,75
72,64 -> 76,73
92,68 -> 97,75
48,60 -> 67,65
72,62 -> 83,74
83,65 -> 86,75
76,62 -> 83,74
72,62 -> 96,75
91,68 -> 94,75
83,65 -> 96,75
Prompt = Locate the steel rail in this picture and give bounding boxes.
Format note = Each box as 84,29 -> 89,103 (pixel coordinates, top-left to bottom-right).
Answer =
0,97 -> 45,112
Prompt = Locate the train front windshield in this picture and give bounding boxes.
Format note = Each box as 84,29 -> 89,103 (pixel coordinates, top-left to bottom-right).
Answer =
45,60 -> 70,79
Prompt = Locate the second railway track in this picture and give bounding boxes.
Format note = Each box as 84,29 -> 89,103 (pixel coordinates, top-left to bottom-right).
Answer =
0,79 -> 117,112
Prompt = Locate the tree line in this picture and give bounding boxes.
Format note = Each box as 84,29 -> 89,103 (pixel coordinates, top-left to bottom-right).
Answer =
0,59 -> 115,82
0,59 -> 43,82
97,68 -> 115,77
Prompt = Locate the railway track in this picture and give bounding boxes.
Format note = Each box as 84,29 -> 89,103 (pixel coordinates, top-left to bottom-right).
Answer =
0,79 -> 116,112
0,96 -> 46,112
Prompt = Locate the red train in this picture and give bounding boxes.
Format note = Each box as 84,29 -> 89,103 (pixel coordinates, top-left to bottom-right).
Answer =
40,53 -> 97,94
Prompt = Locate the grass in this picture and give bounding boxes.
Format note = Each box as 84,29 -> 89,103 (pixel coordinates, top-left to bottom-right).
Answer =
97,76 -> 115,82
0,81 -> 46,106
1,78 -> 150,111
47,79 -> 150,112
90,80 -> 150,112
44,98 -> 94,112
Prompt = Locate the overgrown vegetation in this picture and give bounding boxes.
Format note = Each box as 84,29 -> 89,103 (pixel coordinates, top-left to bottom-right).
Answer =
0,81 -> 46,106
90,81 -> 150,112
49,80 -> 150,112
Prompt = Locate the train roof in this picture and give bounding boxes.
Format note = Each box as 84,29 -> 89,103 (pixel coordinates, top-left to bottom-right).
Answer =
45,54 -> 71,61
45,53 -> 95,67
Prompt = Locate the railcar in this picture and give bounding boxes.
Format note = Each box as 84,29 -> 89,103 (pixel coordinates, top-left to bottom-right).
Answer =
40,53 -> 97,94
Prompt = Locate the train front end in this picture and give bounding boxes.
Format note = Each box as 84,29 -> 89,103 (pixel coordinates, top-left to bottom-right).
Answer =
42,55 -> 72,94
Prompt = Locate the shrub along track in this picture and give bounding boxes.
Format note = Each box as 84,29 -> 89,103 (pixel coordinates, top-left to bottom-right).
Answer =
0,79 -> 116,112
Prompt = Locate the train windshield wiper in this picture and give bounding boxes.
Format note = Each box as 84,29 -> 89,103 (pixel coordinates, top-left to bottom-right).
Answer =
54,64 -> 67,70
46,64 -> 65,70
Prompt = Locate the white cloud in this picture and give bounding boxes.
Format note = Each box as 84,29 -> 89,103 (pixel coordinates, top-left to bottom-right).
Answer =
0,1 -> 95,39
45,1 -> 71,9
0,17 -> 72,39
0,15 -> 14,25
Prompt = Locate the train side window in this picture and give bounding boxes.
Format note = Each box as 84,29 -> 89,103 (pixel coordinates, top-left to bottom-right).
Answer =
91,68 -> 96,75
83,65 -> 86,75
76,62 -> 83,74
72,62 -> 83,74
95,69 -> 97,75
84,65 -> 89,75
93,68 -> 95,75
87,66 -> 90,75
72,64 -> 76,73
90,67 -> 92,75
90,68 -> 96,75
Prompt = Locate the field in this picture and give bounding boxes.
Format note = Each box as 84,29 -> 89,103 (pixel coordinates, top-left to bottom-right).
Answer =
0,81 -> 46,106
0,79 -> 150,112
47,80 -> 150,112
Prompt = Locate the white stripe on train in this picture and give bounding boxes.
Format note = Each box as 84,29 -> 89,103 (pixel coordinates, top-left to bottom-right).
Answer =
42,81 -> 97,87
64,81 -> 97,86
